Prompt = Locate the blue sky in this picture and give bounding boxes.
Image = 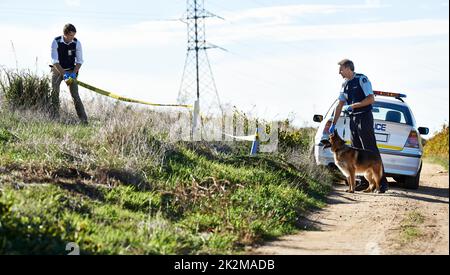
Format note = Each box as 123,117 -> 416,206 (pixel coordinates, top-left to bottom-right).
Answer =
0,0 -> 448,135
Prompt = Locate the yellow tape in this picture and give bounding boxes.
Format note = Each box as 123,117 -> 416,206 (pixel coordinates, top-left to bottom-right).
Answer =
77,80 -> 192,109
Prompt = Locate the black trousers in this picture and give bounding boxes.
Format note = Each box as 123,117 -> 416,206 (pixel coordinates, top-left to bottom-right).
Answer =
349,111 -> 388,185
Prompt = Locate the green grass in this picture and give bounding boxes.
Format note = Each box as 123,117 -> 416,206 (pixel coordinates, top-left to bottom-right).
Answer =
400,211 -> 425,243
0,72 -> 333,254
0,110 -> 332,254
0,184 -> 204,254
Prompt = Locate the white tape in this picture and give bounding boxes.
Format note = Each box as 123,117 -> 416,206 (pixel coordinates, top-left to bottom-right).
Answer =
224,133 -> 256,141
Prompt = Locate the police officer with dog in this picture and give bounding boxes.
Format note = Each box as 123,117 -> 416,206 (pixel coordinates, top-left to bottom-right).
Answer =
50,23 -> 88,124
329,59 -> 388,193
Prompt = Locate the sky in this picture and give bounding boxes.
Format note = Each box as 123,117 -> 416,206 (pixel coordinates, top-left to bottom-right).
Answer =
0,0 -> 449,136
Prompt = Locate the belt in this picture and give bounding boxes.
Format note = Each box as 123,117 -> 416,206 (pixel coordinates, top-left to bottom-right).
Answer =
49,65 -> 75,71
347,110 -> 371,117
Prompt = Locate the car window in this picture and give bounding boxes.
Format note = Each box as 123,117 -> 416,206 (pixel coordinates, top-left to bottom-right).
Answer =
326,100 -> 414,126
329,100 -> 414,126
372,102 -> 413,126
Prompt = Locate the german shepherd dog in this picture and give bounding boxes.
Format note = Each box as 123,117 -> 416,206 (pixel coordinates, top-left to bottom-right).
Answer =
321,130 -> 383,193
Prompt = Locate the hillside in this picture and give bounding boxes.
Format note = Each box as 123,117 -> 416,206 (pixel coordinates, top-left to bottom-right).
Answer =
0,86 -> 333,254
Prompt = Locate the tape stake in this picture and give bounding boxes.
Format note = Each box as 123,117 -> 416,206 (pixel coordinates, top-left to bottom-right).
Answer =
192,100 -> 200,130
250,128 -> 259,156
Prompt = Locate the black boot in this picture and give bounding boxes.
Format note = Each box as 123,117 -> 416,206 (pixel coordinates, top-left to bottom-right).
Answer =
355,177 -> 369,191
379,181 -> 389,193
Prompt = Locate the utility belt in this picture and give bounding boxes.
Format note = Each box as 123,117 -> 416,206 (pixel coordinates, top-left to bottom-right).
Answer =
345,104 -> 373,117
346,110 -> 370,117
49,65 -> 76,72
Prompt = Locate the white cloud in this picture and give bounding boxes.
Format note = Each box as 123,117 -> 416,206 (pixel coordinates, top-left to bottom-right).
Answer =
365,0 -> 383,8
0,20 -> 185,64
223,3 -> 389,23
209,19 -> 449,45
80,21 -> 185,51
204,3 -> 448,46
65,0 -> 81,8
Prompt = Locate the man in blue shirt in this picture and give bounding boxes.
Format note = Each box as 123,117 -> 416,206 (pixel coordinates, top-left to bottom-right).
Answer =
50,23 -> 88,124
329,59 -> 388,193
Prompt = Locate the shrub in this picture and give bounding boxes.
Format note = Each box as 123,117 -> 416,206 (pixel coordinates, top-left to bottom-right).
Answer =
423,124 -> 449,169
424,124 -> 449,159
278,127 -> 316,152
0,68 -> 52,112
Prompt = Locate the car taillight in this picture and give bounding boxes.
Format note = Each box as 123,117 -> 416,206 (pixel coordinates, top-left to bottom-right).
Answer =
405,130 -> 420,148
323,121 -> 332,135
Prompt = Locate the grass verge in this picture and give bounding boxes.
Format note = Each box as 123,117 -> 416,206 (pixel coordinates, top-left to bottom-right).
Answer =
0,106 -> 333,255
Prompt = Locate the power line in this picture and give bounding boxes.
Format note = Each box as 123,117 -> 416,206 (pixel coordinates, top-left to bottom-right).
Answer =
0,7 -> 181,23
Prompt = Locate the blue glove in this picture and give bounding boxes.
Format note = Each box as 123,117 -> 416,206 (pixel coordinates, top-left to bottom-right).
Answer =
64,72 -> 77,85
343,105 -> 353,113
329,123 -> 336,134
63,72 -> 77,80
63,72 -> 71,80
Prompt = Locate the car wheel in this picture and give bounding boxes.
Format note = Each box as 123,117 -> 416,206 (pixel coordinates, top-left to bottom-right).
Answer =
403,163 -> 422,190
393,176 -> 405,183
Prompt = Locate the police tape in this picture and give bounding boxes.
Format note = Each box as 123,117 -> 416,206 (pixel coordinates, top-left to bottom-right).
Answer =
76,80 -> 193,109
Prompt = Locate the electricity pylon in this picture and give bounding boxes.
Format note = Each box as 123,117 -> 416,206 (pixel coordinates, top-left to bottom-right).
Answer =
177,0 -> 224,117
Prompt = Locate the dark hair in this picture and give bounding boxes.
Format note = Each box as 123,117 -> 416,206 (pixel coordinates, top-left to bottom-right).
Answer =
63,24 -> 77,35
338,59 -> 355,72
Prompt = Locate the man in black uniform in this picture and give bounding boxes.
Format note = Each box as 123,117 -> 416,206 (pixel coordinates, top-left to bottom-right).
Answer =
50,23 -> 88,124
329,59 -> 388,193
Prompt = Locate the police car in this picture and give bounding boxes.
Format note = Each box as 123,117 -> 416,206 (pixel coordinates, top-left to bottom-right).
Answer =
313,91 -> 429,189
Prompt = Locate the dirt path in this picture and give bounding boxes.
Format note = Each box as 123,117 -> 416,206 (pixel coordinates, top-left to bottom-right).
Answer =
251,162 -> 449,255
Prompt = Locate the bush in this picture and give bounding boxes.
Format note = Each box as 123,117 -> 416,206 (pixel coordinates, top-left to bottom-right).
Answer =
0,68 -> 52,112
423,124 -> 449,169
424,124 -> 449,159
278,127 -> 316,152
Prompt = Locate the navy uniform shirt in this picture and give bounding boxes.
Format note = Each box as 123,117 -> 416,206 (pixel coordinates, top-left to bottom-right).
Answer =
338,73 -> 373,114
